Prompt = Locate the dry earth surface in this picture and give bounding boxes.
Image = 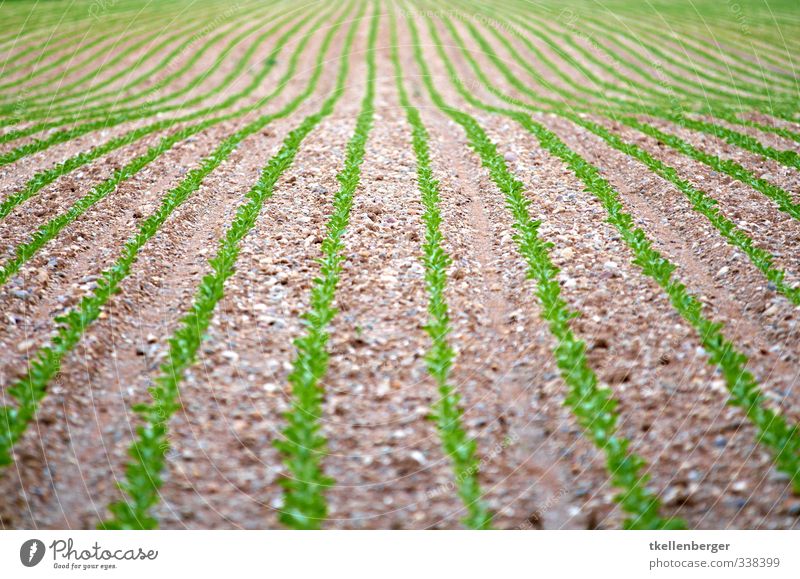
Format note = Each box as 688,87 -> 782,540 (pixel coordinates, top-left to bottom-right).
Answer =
0,0 -> 798,530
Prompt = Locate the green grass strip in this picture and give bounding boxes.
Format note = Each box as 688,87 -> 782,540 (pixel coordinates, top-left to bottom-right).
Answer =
495,1 -> 788,115
389,14 -> 491,530
404,9 -> 684,530
98,3 -> 362,531
0,3 -> 267,124
0,4 -> 319,163
618,117 -> 800,223
414,7 -> 800,494
442,13 -> 800,306
457,0 -> 800,164
1,5 -> 234,113
274,3 -> 378,531
1,1 -> 273,118
581,13 -> 797,100
14,2 -> 289,122
0,9 -> 176,93
0,11 -> 203,107
494,1 -> 799,136
438,0 -> 799,181
514,4 -> 800,154
0,1 -> 290,128
567,12 -> 796,113
0,5 -> 338,286
0,0 -> 220,81
602,12 -> 800,90
0,0 -> 352,472
0,4 -> 332,224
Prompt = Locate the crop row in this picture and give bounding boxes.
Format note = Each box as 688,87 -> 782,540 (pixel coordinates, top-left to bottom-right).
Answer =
407,4 -> 800,493
390,17 -> 492,530
0,0 -> 797,530
0,2 -> 254,114
434,11 -> 800,306
0,2 -> 308,144
0,5 -> 344,290
466,0 -> 800,150
275,3 -> 377,530
22,2 -> 296,123
0,2 -> 353,473
0,3 -> 340,202
448,0 -> 800,162
402,9 -> 684,529
102,3 -> 364,530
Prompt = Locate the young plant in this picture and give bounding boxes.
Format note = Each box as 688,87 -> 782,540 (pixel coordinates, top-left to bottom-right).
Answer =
391,18 -> 492,530
0,3 -> 355,473
403,10 -> 685,529
275,4 -> 379,530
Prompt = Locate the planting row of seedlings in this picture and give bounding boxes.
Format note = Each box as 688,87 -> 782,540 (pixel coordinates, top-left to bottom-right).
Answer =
0,0 -> 357,474
447,0 -> 800,161
0,2 -> 311,145
404,3 -> 800,498
389,17 -> 492,530
459,0 -> 800,145
399,8 -> 685,529
428,7 -> 800,306
102,2 -> 370,530
0,4 -> 339,211
0,4 -> 348,291
0,1 -> 267,114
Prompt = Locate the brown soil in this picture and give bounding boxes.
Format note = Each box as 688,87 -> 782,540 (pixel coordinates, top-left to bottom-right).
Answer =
1,2 -> 798,531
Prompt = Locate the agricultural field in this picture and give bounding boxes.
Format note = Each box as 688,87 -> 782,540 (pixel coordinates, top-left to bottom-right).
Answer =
0,0 -> 798,531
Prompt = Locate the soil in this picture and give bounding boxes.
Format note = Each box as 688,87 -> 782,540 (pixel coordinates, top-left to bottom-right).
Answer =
0,2 -> 798,530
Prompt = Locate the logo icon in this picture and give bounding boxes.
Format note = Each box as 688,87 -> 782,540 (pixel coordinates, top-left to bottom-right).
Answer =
20,539 -> 46,567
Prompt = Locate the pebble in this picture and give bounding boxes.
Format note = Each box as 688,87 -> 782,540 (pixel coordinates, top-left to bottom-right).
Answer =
17,339 -> 35,352
375,380 -> 390,398
562,277 -> 577,289
558,247 -> 575,260
663,485 -> 693,506
784,501 -> 800,517
731,480 -> 748,493
221,350 -> 239,362
763,304 -> 778,316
